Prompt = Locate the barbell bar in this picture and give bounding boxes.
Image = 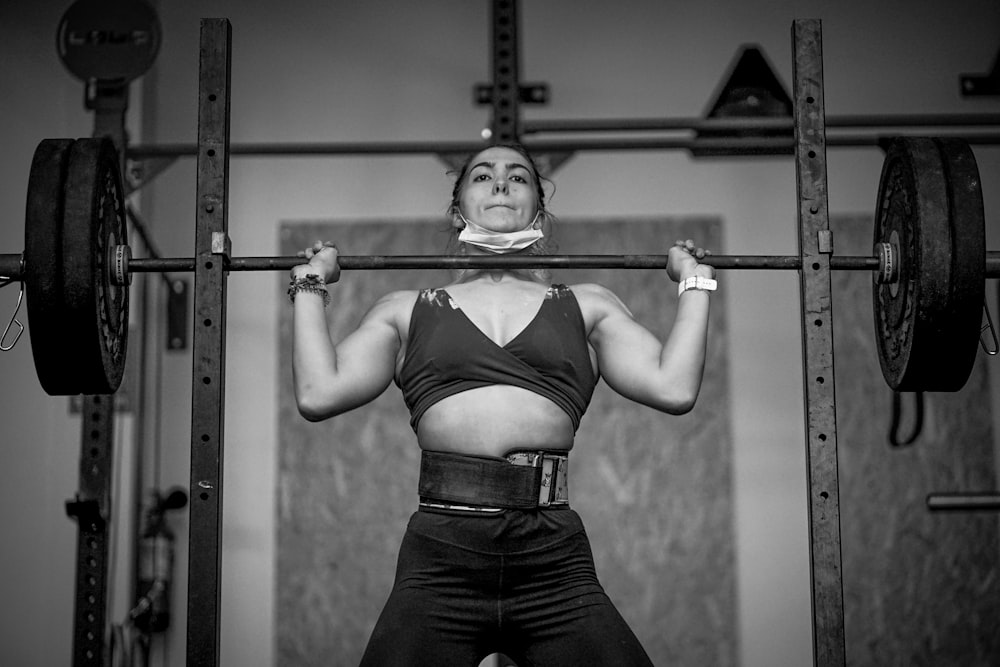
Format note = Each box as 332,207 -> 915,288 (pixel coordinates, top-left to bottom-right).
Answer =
6,251 -> 1000,275
0,134 -> 991,396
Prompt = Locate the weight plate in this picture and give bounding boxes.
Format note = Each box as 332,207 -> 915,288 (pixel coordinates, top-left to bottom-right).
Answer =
25,139 -> 77,395
935,137 -> 986,383
62,137 -> 129,395
872,137 -> 985,391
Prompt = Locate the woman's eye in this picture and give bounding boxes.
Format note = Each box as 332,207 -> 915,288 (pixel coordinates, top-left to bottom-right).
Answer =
473,173 -> 490,181
511,175 -> 527,183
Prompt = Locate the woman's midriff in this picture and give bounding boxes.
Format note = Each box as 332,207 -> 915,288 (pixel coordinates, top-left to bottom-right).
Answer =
416,385 -> 575,458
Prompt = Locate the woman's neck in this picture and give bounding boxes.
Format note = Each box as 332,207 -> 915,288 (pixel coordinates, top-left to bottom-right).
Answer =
450,242 -> 552,285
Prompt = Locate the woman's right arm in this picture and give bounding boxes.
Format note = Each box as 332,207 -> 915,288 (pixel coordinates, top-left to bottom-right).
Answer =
290,243 -> 406,421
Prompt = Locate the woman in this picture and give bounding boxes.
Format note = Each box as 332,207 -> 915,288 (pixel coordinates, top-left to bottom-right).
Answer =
288,144 -> 716,665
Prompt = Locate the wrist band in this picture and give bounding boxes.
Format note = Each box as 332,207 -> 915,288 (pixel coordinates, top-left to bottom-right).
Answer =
288,274 -> 330,307
677,275 -> 717,296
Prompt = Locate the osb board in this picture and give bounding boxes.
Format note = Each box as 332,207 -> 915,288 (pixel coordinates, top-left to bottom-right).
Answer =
276,217 -> 735,665
832,216 -> 1000,665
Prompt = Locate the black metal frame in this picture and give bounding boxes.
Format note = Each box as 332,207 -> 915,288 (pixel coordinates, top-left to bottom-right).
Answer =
792,20 -> 847,666
185,18 -> 231,667
66,76 -> 131,667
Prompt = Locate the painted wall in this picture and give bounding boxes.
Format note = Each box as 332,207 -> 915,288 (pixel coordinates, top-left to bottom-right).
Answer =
1,1 -> 998,666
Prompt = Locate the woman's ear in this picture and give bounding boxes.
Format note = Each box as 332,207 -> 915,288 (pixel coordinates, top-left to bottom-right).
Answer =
450,207 -> 465,229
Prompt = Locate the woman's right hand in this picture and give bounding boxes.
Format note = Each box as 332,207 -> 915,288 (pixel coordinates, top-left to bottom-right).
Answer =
292,240 -> 341,284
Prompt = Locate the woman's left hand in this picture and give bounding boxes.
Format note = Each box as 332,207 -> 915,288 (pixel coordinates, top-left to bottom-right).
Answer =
667,239 -> 715,282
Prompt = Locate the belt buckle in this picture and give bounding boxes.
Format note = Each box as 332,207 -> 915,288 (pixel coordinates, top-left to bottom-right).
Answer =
507,451 -> 569,507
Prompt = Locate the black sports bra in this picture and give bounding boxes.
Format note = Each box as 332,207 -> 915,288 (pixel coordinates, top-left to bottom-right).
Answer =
396,284 -> 597,432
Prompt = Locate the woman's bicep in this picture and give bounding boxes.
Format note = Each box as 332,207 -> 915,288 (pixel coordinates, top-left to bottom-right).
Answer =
590,308 -> 666,401
584,284 -> 700,414
294,296 -> 404,420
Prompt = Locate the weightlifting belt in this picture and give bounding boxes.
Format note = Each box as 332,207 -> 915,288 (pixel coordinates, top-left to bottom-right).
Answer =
418,450 -> 569,511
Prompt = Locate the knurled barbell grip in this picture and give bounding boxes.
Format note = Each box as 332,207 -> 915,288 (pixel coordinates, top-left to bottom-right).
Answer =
131,253 -> 866,272
117,252 -> 1000,275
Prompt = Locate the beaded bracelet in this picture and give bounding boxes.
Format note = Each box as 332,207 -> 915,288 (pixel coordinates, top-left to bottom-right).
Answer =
287,274 -> 331,307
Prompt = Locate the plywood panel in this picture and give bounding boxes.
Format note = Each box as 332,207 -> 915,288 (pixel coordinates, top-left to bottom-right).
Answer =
275,217 -> 735,665
832,216 -> 1000,666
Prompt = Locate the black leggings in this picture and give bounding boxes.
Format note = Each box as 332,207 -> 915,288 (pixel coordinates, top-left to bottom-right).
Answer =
359,507 -> 652,666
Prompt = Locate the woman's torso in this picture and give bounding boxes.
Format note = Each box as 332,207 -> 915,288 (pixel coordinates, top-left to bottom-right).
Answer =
392,274 -> 599,457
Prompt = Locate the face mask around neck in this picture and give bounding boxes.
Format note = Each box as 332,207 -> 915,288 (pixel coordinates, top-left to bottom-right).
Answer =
457,211 -> 544,253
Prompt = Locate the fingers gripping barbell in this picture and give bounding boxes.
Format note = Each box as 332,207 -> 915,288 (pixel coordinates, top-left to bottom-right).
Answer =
0,136 -> 991,396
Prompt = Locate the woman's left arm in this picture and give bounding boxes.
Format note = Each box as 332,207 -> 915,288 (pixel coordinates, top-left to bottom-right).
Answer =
582,242 -> 715,414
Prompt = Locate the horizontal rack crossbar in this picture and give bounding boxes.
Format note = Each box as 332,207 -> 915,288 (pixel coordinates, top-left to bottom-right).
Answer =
126,132 -> 1000,160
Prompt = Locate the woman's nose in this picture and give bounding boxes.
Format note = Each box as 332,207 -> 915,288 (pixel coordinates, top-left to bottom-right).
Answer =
492,178 -> 508,194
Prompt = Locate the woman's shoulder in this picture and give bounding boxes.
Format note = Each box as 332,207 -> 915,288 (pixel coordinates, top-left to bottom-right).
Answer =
566,282 -> 626,305
565,282 -> 635,321
366,289 -> 421,318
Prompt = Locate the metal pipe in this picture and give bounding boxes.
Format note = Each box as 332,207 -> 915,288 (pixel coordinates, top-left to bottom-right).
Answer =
521,113 -> 1000,134
5,251 -> 1000,278
0,250 -> 1000,281
125,132 -> 1000,160
103,252 -> 1000,275
926,492 -> 1000,512
130,253 -> 829,272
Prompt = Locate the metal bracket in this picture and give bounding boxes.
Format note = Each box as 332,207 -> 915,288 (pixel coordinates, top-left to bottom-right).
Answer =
211,231 -> 231,257
475,82 -> 549,105
960,46 -> 1000,96
817,229 -> 833,254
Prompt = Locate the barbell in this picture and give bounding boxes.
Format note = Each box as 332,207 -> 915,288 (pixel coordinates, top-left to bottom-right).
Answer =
0,135 -> 992,396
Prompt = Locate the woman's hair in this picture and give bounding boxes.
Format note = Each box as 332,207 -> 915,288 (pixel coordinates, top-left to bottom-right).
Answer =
444,143 -> 558,281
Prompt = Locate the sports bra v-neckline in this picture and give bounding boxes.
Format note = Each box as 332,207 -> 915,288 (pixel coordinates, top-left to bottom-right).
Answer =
438,286 -> 553,350
397,283 -> 597,432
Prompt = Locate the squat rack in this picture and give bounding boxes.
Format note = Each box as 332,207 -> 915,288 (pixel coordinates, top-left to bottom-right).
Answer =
174,15 -> 846,667
52,1 -> 977,663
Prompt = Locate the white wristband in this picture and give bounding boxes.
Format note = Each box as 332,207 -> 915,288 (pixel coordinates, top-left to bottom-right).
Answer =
677,275 -> 718,296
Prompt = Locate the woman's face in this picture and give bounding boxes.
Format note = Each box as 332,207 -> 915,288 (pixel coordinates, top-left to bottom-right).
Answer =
456,146 -> 539,231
